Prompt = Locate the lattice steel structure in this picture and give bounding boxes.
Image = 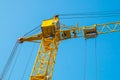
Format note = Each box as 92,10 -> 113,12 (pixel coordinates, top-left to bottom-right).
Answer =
18,15 -> 120,80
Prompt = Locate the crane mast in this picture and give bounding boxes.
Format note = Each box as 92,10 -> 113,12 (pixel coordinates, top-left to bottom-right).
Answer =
19,15 -> 61,80
18,15 -> 120,80
30,38 -> 59,80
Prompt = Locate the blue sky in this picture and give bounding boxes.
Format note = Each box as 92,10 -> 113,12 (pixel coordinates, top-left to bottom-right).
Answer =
0,0 -> 120,80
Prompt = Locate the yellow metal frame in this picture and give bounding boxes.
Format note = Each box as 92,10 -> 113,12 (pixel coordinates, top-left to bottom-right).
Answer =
18,15 -> 120,80
30,38 -> 59,80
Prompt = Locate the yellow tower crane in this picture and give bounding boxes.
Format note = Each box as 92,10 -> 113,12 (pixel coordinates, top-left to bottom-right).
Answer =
18,15 -> 120,80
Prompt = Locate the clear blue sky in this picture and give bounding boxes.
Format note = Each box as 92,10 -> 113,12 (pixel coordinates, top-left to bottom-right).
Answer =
0,0 -> 120,80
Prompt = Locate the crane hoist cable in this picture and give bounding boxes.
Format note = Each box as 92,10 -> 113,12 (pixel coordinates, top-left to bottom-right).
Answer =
83,38 -> 98,80
94,38 -> 98,80
84,39 -> 87,80
21,44 -> 36,80
0,41 -> 19,80
8,44 -> 23,80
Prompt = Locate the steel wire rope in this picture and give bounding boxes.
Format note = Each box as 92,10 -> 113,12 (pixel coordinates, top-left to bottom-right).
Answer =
94,38 -> 98,80
0,41 -> 19,80
59,10 -> 120,16
21,43 -> 36,80
24,28 -> 41,38
60,14 -> 120,20
23,25 -> 41,37
8,43 -> 23,80
84,39 -> 87,80
59,10 -> 120,20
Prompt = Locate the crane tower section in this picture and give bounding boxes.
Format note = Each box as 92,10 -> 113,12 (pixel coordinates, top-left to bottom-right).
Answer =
30,15 -> 60,80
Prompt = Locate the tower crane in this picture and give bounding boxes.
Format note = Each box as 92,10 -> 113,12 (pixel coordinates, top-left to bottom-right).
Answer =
18,15 -> 120,80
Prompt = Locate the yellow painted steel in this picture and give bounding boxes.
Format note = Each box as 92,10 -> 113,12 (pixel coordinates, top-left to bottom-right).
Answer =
24,16 -> 60,80
21,21 -> 120,42
30,38 -> 59,80
23,33 -> 43,42
41,15 -> 60,38
42,19 -> 54,27
18,15 -> 120,80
